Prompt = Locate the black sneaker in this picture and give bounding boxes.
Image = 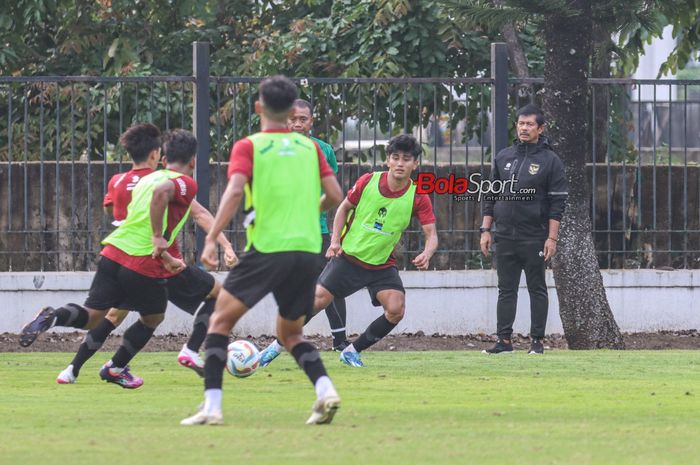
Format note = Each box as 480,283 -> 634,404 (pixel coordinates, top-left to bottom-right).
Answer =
333,340 -> 351,352
19,306 -> 56,347
528,338 -> 544,355
482,339 -> 513,355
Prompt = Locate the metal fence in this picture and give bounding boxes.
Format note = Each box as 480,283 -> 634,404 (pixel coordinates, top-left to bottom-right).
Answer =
2,42 -> 700,271
0,76 -> 195,271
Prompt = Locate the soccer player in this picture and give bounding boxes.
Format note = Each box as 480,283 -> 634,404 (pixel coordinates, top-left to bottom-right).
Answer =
53,124 -> 237,384
180,75 -> 343,426
20,129 -> 200,389
258,134 -> 437,368
287,98 -> 349,351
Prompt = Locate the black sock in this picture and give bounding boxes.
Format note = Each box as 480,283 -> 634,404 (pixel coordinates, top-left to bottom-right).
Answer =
291,341 -> 328,385
54,304 -> 89,329
326,297 -> 347,346
352,315 -> 397,352
110,320 -> 155,368
204,333 -> 229,390
70,319 -> 116,376
187,299 -> 215,352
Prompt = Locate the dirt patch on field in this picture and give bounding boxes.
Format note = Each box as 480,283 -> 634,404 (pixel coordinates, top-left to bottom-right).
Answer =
1,330 -> 699,352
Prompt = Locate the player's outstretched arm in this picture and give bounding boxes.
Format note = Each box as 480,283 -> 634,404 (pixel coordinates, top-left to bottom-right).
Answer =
412,223 -> 438,270
150,180 -> 176,258
327,198 -> 353,258
190,199 -> 238,268
201,173 -> 248,270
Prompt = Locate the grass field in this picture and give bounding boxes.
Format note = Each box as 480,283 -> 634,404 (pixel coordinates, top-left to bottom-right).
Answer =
1,350 -> 699,465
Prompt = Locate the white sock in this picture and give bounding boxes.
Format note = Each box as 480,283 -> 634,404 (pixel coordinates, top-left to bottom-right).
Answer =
204,389 -> 222,414
343,343 -> 357,353
180,344 -> 197,357
314,376 -> 337,399
108,363 -> 123,374
271,339 -> 284,352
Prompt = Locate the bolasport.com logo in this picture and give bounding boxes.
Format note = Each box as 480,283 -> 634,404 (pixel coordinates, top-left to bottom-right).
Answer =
415,172 -> 536,202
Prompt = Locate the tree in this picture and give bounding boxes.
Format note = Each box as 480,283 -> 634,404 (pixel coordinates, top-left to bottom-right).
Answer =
447,0 -> 699,348
541,1 -> 625,349
1,0 -> 505,162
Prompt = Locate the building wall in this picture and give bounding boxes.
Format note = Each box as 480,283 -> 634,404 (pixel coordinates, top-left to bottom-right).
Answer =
2,270 -> 699,337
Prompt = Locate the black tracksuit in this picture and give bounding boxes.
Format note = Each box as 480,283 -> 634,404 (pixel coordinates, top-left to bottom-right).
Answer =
482,136 -> 568,339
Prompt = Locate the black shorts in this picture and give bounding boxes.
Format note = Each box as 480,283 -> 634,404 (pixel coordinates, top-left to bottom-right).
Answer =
222,248 -> 318,321
318,254 -> 404,307
84,257 -> 168,315
167,265 -> 216,314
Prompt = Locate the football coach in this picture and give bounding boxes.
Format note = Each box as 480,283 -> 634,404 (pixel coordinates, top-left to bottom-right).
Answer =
479,103 -> 568,355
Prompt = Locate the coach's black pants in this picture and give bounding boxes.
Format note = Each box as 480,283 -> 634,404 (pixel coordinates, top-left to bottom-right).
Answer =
495,238 -> 548,339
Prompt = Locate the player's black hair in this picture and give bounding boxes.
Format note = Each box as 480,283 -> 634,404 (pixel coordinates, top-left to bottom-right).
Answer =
386,134 -> 422,159
259,76 -> 298,115
292,98 -> 314,114
161,129 -> 197,165
119,123 -> 161,163
516,103 -> 545,126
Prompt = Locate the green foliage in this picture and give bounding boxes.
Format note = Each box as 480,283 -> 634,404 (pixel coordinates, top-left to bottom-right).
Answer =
0,81 -> 193,162
1,0 -> 697,162
446,0 -> 699,167
596,0 -> 700,77
445,0 -> 700,78
214,1 -> 499,155
606,86 -> 638,163
1,0 -> 503,161
677,66 -> 700,98
1,1 -> 498,81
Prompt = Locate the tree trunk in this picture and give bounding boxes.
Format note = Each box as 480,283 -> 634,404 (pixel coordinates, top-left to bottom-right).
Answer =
591,23 -> 611,163
492,0 -> 531,102
492,0 -> 529,78
543,0 -> 625,349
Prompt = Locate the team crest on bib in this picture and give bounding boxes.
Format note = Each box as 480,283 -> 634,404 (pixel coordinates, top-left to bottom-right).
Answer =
360,206 -> 393,236
528,163 -> 540,175
373,207 -> 388,231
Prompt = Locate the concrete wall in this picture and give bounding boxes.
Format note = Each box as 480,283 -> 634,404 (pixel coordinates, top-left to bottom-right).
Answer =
2,270 -> 699,337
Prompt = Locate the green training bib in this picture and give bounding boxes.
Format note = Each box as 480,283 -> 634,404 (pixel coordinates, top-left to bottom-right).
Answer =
102,170 -> 191,256
243,132 -> 322,253
342,172 -> 415,265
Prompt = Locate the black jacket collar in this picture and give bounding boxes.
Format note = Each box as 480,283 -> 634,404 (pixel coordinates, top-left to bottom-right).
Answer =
513,135 -> 552,154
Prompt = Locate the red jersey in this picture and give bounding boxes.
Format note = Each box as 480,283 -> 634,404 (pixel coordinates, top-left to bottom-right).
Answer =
227,129 -> 335,180
100,170 -> 197,278
104,167 -> 155,224
343,172 -> 435,270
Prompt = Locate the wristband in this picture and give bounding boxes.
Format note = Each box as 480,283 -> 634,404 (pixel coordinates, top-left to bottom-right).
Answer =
547,237 -> 558,242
